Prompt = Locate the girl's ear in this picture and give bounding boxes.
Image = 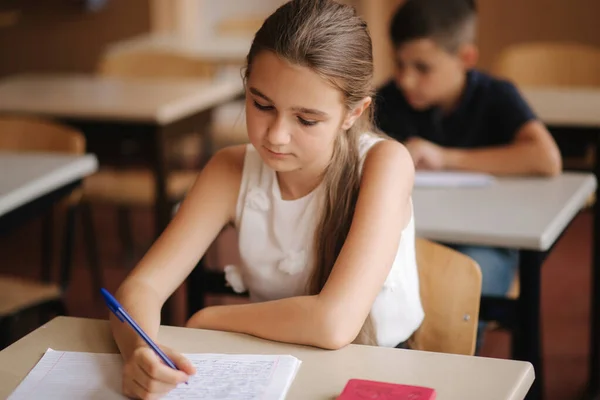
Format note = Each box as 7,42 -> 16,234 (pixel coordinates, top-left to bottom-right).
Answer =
341,96 -> 372,130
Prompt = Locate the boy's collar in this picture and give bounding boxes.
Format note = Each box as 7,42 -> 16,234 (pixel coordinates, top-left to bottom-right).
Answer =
437,69 -> 478,117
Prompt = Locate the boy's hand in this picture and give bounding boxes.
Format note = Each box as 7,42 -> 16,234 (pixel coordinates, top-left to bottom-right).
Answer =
405,137 -> 447,170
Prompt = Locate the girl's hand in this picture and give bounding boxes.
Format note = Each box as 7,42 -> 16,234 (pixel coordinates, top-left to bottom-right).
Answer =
122,345 -> 195,399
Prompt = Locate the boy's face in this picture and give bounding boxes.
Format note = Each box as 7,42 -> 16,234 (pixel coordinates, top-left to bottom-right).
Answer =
393,38 -> 473,111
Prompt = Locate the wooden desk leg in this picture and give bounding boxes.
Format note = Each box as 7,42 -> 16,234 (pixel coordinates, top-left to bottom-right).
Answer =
587,133 -> 600,399
152,110 -> 215,326
513,250 -> 544,400
152,124 -> 187,327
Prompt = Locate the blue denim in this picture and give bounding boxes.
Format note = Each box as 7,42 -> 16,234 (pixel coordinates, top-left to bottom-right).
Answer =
444,244 -> 519,354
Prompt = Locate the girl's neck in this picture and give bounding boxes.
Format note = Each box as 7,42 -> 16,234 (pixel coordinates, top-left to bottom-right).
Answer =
276,169 -> 323,201
276,160 -> 328,201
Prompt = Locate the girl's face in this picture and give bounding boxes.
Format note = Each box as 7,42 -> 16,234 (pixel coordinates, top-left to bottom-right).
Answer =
245,51 -> 348,174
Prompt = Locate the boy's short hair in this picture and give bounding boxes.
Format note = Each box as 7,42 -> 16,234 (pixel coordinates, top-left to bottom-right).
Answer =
390,0 -> 477,52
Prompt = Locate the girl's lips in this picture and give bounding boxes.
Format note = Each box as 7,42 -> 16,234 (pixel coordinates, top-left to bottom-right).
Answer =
265,147 -> 291,157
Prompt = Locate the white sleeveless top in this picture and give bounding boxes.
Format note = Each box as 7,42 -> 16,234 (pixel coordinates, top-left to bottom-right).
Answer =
229,134 -> 424,347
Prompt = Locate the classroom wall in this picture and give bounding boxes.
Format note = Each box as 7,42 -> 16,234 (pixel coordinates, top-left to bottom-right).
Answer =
364,0 -> 600,85
0,0 -> 150,77
196,0 -> 286,41
477,0 -> 600,71
1,0 -> 597,80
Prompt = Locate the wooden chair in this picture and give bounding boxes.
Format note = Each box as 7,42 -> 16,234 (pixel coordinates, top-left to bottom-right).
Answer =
408,238 -> 482,356
493,42 -> 600,172
0,116 -> 94,348
493,42 -> 600,88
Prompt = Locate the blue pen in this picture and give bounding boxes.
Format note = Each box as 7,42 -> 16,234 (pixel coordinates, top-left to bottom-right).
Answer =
101,288 -> 188,383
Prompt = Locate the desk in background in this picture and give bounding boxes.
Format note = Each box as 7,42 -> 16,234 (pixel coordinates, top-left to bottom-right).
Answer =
414,172 -> 597,400
102,33 -> 251,71
523,87 -> 600,400
0,73 -> 243,237
0,153 -> 98,344
0,316 -> 535,400
0,152 -> 98,234
0,73 -> 244,326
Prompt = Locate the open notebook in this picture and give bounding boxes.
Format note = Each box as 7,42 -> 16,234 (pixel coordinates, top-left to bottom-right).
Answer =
8,349 -> 302,400
414,171 -> 495,188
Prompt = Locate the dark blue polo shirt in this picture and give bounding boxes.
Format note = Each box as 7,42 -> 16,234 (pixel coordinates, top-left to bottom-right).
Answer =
374,70 -> 537,148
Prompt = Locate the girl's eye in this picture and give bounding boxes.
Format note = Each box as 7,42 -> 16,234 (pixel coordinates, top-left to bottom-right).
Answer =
415,62 -> 431,74
298,117 -> 318,127
253,99 -> 318,126
253,100 -> 274,111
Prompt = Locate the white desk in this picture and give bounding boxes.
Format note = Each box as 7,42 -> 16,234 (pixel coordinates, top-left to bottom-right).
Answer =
522,87 -> 600,129
413,172 -> 596,400
0,152 -> 98,236
414,173 -> 596,250
0,73 -> 244,125
522,87 -> 600,399
0,73 -> 243,236
0,152 -> 98,289
103,33 -> 251,66
0,317 -> 535,400
0,152 -> 98,217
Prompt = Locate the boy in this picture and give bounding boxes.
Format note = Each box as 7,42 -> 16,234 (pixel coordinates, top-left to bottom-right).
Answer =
374,0 -> 562,351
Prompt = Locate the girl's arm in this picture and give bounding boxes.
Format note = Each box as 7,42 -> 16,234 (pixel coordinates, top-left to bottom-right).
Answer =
110,146 -> 244,361
186,140 -> 414,350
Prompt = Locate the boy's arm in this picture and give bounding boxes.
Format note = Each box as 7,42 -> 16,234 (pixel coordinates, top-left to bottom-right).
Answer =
443,120 -> 562,176
407,80 -> 562,177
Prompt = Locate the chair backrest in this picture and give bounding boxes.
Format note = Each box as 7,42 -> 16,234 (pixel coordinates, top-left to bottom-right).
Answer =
493,42 -> 600,87
0,116 -> 86,296
0,116 -> 85,155
408,238 -> 482,356
97,50 -> 218,79
215,15 -> 266,36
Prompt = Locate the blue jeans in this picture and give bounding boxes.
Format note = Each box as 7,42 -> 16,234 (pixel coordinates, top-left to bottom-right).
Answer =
444,244 -> 519,353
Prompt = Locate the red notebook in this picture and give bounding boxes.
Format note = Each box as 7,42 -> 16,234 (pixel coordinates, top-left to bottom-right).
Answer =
337,379 -> 436,400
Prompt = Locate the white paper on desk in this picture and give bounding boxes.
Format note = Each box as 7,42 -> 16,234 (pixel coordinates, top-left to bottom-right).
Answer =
414,171 -> 495,188
8,348 -> 302,400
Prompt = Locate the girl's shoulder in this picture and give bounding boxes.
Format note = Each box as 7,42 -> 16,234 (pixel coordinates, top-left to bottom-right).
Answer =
209,144 -> 247,175
360,136 -> 414,185
359,134 -> 413,172
199,144 -> 248,198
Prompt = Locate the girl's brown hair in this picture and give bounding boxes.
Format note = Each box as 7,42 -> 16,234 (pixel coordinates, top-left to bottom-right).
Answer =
245,0 -> 377,345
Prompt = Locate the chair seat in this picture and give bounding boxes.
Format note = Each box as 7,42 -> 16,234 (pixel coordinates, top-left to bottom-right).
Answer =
0,276 -> 62,317
83,169 -> 198,206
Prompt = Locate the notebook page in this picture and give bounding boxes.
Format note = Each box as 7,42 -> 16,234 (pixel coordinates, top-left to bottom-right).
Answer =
8,349 -> 301,400
415,171 -> 495,188
8,349 -> 124,400
167,353 -> 301,399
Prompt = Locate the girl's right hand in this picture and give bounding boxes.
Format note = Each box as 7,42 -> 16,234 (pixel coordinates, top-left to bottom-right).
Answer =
122,345 -> 196,399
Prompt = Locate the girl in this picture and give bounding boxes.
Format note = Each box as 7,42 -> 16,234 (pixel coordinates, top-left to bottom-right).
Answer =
110,0 -> 424,398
